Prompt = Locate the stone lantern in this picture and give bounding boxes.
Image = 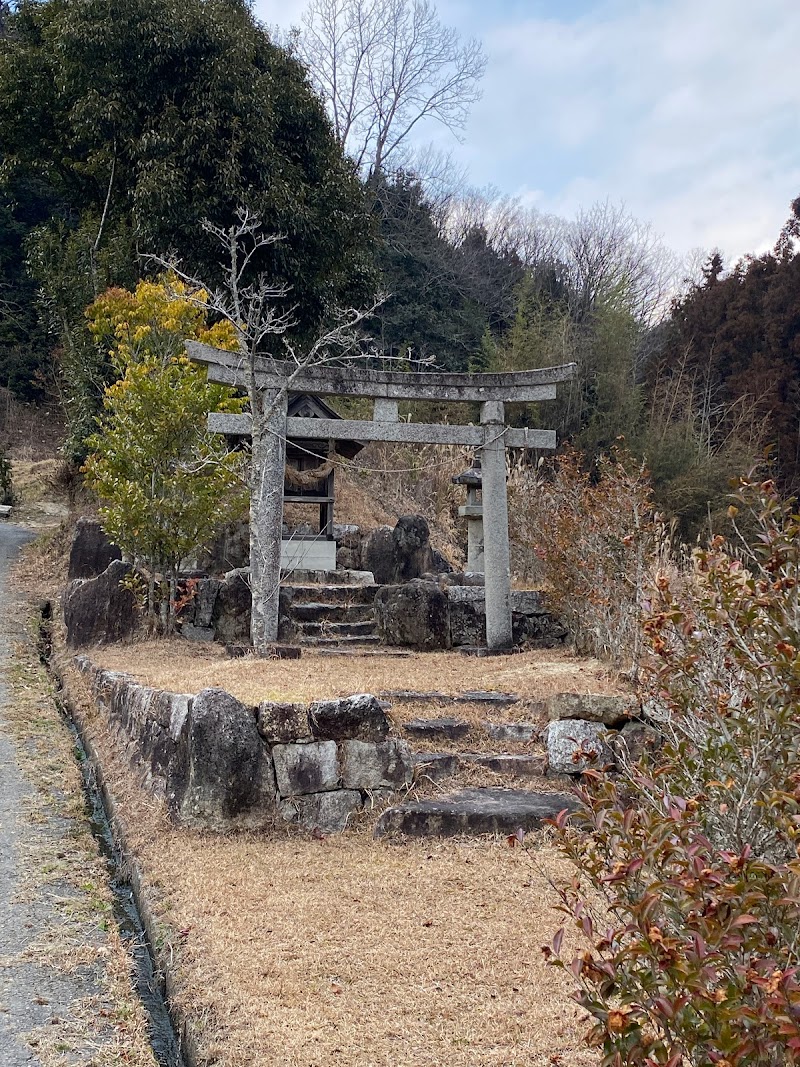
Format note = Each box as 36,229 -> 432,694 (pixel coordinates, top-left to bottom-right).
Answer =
452,460 -> 484,573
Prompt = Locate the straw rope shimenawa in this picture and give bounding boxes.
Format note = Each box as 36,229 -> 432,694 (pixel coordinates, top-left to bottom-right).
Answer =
282,441 -> 337,489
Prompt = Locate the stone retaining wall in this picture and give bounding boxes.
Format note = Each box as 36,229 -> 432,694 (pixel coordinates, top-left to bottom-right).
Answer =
374,581 -> 568,650
74,657 -> 411,833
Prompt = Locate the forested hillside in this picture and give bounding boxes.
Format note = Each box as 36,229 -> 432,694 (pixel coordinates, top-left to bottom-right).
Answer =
0,0 -> 797,539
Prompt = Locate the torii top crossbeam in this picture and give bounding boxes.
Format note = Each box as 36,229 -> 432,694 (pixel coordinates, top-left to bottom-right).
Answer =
186,342 -> 576,403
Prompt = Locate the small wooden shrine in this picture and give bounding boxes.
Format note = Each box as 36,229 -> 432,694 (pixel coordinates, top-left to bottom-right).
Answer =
281,395 -> 364,572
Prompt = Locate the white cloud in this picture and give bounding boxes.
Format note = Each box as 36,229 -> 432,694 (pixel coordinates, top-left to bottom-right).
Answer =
465,0 -> 800,261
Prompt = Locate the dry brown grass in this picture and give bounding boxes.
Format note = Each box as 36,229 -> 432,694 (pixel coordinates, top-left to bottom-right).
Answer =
91,641 -> 626,707
54,651 -> 600,1067
145,831 -> 596,1067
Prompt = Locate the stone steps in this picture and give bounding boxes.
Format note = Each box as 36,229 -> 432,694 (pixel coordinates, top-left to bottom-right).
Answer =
381,689 -> 521,707
291,602 -> 376,624
378,691 -> 641,835
282,582 -> 380,649
412,751 -> 546,781
282,583 -> 379,605
374,787 -> 578,838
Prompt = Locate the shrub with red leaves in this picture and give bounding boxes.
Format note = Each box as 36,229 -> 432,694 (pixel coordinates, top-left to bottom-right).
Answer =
548,479 -> 800,1067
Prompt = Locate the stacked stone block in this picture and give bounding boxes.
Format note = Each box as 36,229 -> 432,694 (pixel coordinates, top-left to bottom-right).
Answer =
74,657 -> 412,833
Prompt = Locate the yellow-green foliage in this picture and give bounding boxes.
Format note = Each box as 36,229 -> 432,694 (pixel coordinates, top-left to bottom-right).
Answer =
85,275 -> 238,371
83,277 -> 246,627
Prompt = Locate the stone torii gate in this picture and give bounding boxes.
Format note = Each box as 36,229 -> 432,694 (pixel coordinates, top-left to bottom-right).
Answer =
187,341 -> 575,651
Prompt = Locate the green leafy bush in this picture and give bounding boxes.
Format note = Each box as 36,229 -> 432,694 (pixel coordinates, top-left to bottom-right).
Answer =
548,479 -> 800,1066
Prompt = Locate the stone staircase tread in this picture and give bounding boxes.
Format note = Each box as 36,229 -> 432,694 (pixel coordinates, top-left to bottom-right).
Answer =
403,717 -> 471,740
300,634 -> 383,647
459,752 -> 547,775
298,621 -> 377,638
455,691 -> 520,706
411,751 -> 546,780
381,690 -> 452,703
284,584 -> 379,601
484,721 -> 540,742
291,602 -> 376,618
374,787 -> 578,837
317,649 -> 413,657
380,689 -> 519,706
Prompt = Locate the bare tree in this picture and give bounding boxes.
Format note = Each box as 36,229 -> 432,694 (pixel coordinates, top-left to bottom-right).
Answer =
293,0 -> 486,185
161,209 -> 383,651
562,201 -> 679,326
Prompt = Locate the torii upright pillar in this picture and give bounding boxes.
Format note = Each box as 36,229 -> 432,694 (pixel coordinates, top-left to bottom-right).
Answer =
480,401 -> 513,650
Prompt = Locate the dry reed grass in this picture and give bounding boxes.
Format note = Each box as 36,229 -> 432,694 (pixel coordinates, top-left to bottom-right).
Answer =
91,642 -> 625,707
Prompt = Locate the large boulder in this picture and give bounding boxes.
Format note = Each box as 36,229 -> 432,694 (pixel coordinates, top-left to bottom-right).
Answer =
67,518 -> 122,580
546,693 -> 634,727
362,526 -> 396,585
180,688 -> 274,827
546,719 -> 615,775
448,586 -> 568,649
63,560 -> 139,647
374,580 -> 449,650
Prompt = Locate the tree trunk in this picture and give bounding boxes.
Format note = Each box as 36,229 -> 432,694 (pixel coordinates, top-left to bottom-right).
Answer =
249,388 -> 287,653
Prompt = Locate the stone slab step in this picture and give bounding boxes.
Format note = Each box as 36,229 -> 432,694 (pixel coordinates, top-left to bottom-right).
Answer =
299,634 -> 382,648
283,584 -> 379,605
412,752 -> 461,782
485,722 -> 539,742
409,751 -> 550,785
381,689 -> 519,706
298,620 -> 377,638
290,602 -> 375,623
374,787 -> 578,838
317,649 -> 412,658
412,752 -> 546,782
460,753 -> 546,777
403,717 -> 471,741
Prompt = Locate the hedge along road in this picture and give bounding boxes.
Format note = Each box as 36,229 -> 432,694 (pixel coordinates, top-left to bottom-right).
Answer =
0,521 -> 159,1067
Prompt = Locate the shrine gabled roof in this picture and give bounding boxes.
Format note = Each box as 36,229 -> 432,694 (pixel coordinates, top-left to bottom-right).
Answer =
286,393 -> 365,458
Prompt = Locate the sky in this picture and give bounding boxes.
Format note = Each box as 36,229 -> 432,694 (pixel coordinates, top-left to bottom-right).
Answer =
253,0 -> 800,266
